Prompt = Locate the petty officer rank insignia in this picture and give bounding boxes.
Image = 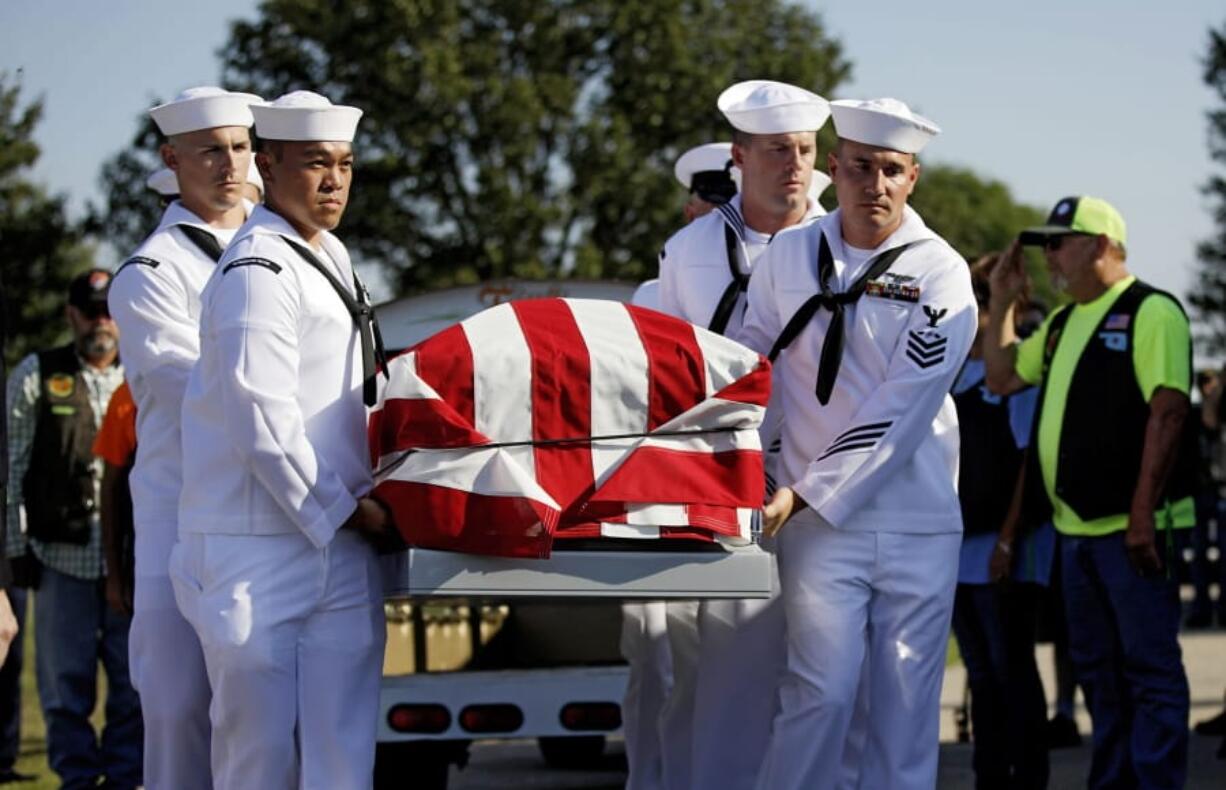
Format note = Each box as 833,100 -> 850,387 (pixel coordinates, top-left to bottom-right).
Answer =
865,275 -> 920,303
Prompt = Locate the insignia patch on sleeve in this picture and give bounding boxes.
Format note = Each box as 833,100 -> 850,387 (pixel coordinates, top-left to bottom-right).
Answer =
222,257 -> 283,275
817,420 -> 894,461
115,256 -> 161,276
906,328 -> 947,369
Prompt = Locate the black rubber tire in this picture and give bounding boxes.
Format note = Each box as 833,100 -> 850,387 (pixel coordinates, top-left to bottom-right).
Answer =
374,741 -> 453,790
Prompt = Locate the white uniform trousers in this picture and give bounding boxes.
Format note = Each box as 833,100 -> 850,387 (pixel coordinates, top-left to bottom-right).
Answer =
171,529 -> 386,790
755,514 -> 959,790
658,600 -> 700,790
690,558 -> 786,790
620,602 -> 672,790
130,572 -> 212,790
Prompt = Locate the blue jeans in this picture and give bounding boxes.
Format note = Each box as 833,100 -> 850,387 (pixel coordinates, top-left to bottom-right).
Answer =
1062,531 -> 1189,790
34,567 -> 143,790
0,587 -> 28,770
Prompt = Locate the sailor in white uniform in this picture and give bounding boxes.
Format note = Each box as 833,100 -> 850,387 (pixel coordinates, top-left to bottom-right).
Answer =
107,86 -> 260,790
171,91 -> 391,790
620,141 -> 740,790
739,98 -> 976,790
657,80 -> 830,790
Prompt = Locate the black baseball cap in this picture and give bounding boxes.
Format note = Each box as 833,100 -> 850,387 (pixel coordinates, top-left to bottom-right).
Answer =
68,268 -> 113,311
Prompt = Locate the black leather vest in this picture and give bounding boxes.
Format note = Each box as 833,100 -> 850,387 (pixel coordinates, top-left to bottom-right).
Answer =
22,344 -> 101,545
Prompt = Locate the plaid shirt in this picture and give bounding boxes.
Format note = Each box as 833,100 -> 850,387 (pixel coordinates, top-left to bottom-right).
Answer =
5,351 -> 124,581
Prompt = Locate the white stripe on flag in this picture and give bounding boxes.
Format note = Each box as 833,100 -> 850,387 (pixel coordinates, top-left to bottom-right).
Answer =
565,299 -> 650,487
463,303 -> 536,479
693,325 -> 762,400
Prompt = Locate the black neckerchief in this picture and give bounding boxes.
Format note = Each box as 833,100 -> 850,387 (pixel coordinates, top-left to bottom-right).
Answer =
176,224 -> 224,262
769,233 -> 914,405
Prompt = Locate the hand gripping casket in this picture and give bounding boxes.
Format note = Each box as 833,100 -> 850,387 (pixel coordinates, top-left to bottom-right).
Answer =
369,297 -> 770,558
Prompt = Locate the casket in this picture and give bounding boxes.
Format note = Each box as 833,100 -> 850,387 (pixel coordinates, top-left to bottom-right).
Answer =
369,297 -> 770,559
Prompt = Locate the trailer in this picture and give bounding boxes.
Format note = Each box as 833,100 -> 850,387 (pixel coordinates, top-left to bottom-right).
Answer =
373,281 -> 774,789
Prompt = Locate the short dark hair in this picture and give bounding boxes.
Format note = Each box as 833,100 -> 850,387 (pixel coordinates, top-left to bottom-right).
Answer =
256,137 -> 283,161
730,128 -> 753,147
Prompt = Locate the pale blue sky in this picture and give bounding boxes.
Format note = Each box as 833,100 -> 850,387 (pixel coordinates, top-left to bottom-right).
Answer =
3,1 -> 1223,310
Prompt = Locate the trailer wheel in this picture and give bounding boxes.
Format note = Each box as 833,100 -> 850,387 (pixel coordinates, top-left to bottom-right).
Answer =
537,735 -> 607,769
375,741 -> 453,790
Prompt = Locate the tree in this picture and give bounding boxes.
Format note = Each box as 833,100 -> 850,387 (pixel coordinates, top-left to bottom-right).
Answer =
909,163 -> 1056,307
0,73 -> 97,365
96,0 -> 851,292
1190,21 -> 1226,351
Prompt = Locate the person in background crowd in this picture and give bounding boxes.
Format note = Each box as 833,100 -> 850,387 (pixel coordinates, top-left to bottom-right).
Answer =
986,195 -> 1194,789
1186,368 -> 1224,628
951,253 -> 1053,789
93,382 -> 137,618
5,269 -> 142,790
0,271 -> 25,785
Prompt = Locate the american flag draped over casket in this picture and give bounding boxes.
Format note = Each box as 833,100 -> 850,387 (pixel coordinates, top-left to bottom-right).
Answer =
368,298 -> 770,558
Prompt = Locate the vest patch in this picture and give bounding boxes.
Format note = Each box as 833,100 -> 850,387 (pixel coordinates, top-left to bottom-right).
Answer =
47,373 -> 75,399
223,257 -> 283,275
1104,313 -> 1131,330
865,280 -> 920,303
1098,330 -> 1128,352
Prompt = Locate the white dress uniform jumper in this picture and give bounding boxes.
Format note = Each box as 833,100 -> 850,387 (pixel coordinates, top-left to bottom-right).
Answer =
658,192 -> 823,790
107,85 -> 258,790
173,203 -> 385,790
737,205 -> 976,790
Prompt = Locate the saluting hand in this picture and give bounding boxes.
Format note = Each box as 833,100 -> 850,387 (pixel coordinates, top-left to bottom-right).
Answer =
762,486 -> 806,538
989,240 -> 1027,305
1124,509 -> 1163,576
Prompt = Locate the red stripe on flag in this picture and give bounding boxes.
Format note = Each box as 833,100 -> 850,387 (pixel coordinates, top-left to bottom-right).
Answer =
710,357 -> 772,407
627,305 -> 707,430
413,324 -> 476,430
375,479 -> 559,558
591,446 -> 763,508
374,396 -> 488,452
512,299 -> 596,514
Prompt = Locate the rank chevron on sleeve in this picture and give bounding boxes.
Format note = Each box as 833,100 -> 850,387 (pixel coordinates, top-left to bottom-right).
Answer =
906,329 -> 947,369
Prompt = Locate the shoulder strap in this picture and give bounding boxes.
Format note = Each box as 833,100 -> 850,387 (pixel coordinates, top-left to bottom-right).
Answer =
767,239 -> 914,362
176,225 -> 225,263
283,239 -> 387,407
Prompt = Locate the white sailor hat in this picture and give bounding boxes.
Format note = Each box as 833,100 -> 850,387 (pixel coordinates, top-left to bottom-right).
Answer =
717,80 -> 830,135
144,158 -> 264,197
673,142 -> 733,190
829,98 -> 939,154
808,170 -> 832,202
149,87 -> 259,136
251,90 -> 363,142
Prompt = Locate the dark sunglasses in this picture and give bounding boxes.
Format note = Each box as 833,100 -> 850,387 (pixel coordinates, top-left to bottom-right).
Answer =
1042,233 -> 1094,252
77,302 -> 111,320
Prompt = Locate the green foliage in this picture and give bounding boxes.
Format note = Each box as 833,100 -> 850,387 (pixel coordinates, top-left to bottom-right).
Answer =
910,163 -> 1056,308
1190,21 -> 1226,351
98,0 -> 849,294
0,74 -> 96,365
